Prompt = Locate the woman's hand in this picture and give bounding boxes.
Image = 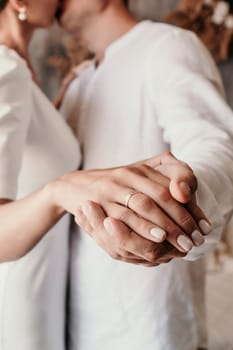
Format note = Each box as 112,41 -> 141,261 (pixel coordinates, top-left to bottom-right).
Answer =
52,153 -> 211,255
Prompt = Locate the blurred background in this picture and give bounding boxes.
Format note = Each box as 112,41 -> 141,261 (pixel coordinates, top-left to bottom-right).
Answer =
30,1 -> 233,349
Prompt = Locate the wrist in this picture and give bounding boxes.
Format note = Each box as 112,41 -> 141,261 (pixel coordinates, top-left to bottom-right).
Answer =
43,180 -> 66,218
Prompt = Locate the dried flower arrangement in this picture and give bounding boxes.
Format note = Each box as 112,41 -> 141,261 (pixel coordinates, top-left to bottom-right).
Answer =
46,33 -> 93,79
164,0 -> 233,62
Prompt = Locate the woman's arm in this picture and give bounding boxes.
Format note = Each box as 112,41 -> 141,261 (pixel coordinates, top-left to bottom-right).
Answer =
0,154 -> 210,263
0,190 -> 64,262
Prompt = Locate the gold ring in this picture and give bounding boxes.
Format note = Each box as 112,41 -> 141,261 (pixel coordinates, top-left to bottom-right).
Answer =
124,190 -> 139,208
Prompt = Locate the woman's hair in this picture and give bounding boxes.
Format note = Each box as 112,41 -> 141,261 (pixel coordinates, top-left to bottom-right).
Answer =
0,0 -> 8,11
164,0 -> 233,63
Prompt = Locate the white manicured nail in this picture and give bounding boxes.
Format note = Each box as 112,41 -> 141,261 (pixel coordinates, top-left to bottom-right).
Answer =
191,230 -> 205,246
177,235 -> 193,252
150,228 -> 166,242
199,220 -> 212,235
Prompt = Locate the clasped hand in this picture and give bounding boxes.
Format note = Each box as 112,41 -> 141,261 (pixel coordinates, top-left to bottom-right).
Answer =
56,152 -> 212,266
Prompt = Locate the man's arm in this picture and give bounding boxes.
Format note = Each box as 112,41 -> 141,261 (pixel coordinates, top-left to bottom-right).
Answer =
147,28 -> 233,260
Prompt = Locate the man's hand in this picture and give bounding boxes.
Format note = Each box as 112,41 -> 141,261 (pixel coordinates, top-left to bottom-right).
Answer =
72,152 -> 212,266
138,151 -> 196,203
75,201 -> 185,266
55,157 -> 211,254
141,152 -> 212,235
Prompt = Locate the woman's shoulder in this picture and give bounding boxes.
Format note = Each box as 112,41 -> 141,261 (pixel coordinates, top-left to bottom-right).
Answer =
0,45 -> 31,83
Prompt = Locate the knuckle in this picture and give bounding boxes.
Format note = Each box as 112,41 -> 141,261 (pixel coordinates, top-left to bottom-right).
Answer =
84,225 -> 94,235
114,230 -> 127,248
115,166 -> 138,178
181,161 -> 193,174
104,177 -> 117,188
114,166 -> 129,178
118,207 -> 131,222
95,236 -> 105,247
165,223 -> 181,237
184,167 -> 195,179
136,194 -> 155,212
128,165 -> 144,176
191,174 -> 198,191
157,186 -> 171,202
161,258 -> 173,264
179,215 -> 196,232
121,251 -> 132,259
145,247 -> 158,262
181,164 -> 198,191
138,164 -> 151,172
94,177 -> 112,192
109,252 -> 121,260
162,151 -> 172,158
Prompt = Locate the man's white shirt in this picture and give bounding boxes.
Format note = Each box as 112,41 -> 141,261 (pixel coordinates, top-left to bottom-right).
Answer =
61,21 -> 233,350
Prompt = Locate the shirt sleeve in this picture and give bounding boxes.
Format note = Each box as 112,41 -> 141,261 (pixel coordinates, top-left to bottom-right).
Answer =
146,28 -> 233,261
0,57 -> 32,200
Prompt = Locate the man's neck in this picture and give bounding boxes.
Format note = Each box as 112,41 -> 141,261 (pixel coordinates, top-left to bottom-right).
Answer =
82,5 -> 138,63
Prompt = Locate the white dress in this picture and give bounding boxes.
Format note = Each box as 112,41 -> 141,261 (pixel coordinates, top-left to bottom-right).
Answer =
0,46 -> 81,350
61,22 -> 233,350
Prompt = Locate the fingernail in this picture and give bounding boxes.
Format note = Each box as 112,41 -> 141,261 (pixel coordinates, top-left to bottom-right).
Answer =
177,235 -> 193,252
103,218 -> 114,236
150,228 -> 166,242
191,230 -> 205,246
199,219 -> 212,235
179,182 -> 191,199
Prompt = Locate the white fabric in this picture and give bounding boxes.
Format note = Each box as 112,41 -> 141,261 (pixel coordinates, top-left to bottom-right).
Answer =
0,46 -> 81,350
61,21 -> 233,350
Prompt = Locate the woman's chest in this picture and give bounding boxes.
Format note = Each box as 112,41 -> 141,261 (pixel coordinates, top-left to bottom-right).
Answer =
17,86 -> 81,197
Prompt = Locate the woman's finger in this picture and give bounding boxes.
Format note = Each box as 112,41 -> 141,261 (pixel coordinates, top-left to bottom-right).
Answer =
135,162 -> 194,206
112,183 -> 203,252
137,164 -> 212,235
106,202 -> 167,243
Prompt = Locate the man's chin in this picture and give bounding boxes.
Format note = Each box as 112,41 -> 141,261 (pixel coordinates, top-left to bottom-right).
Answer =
59,22 -> 76,35
59,20 -> 81,37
